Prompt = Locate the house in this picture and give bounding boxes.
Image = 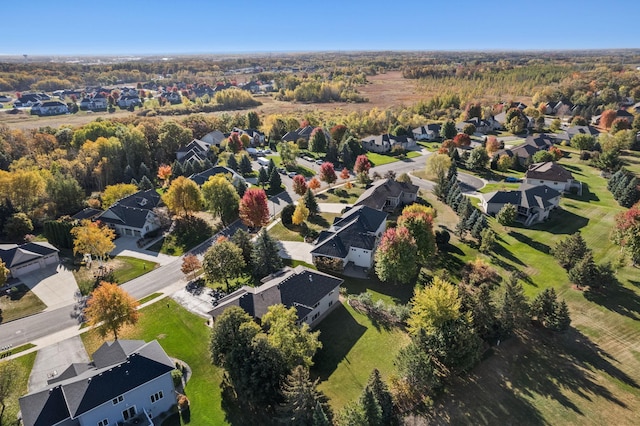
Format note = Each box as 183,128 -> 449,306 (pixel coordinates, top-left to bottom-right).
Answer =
189,166 -> 245,187
481,183 -> 561,226
282,126 -> 316,143
232,127 -> 265,146
97,189 -> 161,238
79,93 -> 108,111
209,266 -> 343,329
361,134 -> 416,154
354,178 -> 419,211
19,340 -> 175,426
592,109 -> 635,126
523,162 -> 581,194
13,94 -> 42,107
494,111 -> 534,130
117,95 -> 142,108
200,130 -> 226,147
412,124 -> 441,141
71,208 -> 103,221
311,205 -> 387,271
560,125 -> 599,141
32,101 -> 69,116
176,139 -> 212,164
0,95 -> 12,103
455,117 -> 500,134
496,135 -> 554,167
0,242 -> 59,277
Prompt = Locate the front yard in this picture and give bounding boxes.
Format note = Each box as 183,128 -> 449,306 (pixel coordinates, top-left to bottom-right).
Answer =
0,284 -> 46,324
0,352 -> 36,426
72,256 -> 159,295
268,212 -> 340,242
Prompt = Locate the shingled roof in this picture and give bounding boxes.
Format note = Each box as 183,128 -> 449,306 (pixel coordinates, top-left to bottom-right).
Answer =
0,242 -> 58,268
525,162 -> 574,182
354,178 -> 418,210
482,184 -> 561,210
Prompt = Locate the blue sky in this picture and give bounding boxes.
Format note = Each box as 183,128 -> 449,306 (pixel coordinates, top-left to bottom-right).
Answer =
3,0 -> 639,55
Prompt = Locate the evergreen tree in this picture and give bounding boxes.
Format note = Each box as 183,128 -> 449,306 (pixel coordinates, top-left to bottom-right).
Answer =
552,300 -> 571,331
138,175 -> 153,190
607,169 -> 625,192
471,214 -> 488,240
258,166 -> 269,187
471,284 -> 499,342
269,168 -> 282,193
234,179 -> 247,198
364,369 -> 396,425
239,155 -> 252,175
447,161 -> 458,181
252,229 -> 283,278
359,388 -> 383,426
124,165 -> 135,183
226,154 -> 238,171
268,158 -> 277,177
183,161 -> 194,177
553,233 -> 589,270
499,273 -> 529,335
479,228 -> 496,254
279,366 -> 332,426
618,177 -> 639,207
203,158 -> 214,170
303,189 -> 319,216
433,173 -> 450,201
171,160 -> 183,178
325,141 -> 339,164
231,228 -> 253,268
138,162 -> 150,180
465,208 -> 480,230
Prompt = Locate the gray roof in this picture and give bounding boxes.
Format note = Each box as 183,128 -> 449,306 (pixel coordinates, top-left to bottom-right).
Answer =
525,162 -> 574,182
311,205 -> 387,258
177,138 -> 211,154
565,125 -> 599,139
0,242 -> 58,268
209,266 -> 343,322
20,340 -> 174,426
71,208 -> 102,221
483,184 -> 561,210
97,189 -> 160,229
282,126 -> 316,142
189,166 -> 242,186
354,178 -> 419,210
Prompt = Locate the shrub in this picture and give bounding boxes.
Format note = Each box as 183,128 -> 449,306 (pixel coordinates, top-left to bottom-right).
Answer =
281,204 -> 295,226
172,369 -> 184,387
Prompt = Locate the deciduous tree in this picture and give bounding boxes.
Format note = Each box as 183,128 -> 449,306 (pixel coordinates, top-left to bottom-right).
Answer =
440,120 -> 457,139
496,203 -> 516,227
71,219 -> 115,265
425,153 -> 451,180
157,164 -> 172,187
375,227 -> 418,284
162,176 -> 204,216
3,212 -> 33,241
398,210 -> 435,263
319,162 -> 337,187
201,175 -> 239,226
308,177 -> 321,193
278,141 -> 299,167
181,253 -> 202,281
0,260 -> 8,287
292,174 -> 308,196
571,133 -> 595,151
239,188 -> 269,229
599,109 -> 617,129
453,133 -> 471,147
407,277 -> 461,335
292,202 -> 309,225
340,168 -> 350,180
102,183 -> 138,208
84,282 -> 139,340
485,136 -> 501,154
466,147 -> 489,171
354,155 -> 371,175
203,238 -> 245,291
0,360 -> 23,420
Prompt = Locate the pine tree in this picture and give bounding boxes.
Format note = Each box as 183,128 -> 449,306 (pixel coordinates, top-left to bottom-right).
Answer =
303,189 -> 319,216
612,173 -> 631,200
268,158 -> 277,177
618,177 -> 639,207
279,366 -> 332,426
499,273 -> 529,335
465,208 -> 480,230
138,162 -> 150,180
234,179 -> 247,198
226,154 -> 238,171
258,166 -> 269,187
447,161 -> 458,181
203,158 -> 214,170
471,214 -> 487,240
479,228 -> 496,254
231,229 -> 253,268
364,369 -> 396,425
269,168 -> 282,193
553,300 -> 571,331
124,165 -> 135,183
359,388 -> 383,426
252,229 -> 283,278
239,155 -> 252,175
171,160 -> 183,178
433,173 -> 449,201
138,175 -> 153,190
183,161 -> 194,177
607,169 -> 625,192
191,160 -> 203,174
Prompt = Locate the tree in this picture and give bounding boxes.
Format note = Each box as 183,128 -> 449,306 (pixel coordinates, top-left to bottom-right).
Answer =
0,260 -> 8,287
252,229 -> 283,278
466,147 -> 489,171
375,227 -> 419,284
309,127 -> 327,152
226,132 -> 244,153
308,177 -> 321,193
363,369 -> 396,425
453,133 -> 471,147
340,167 -> 351,180
407,277 -> 461,335
278,141 -> 299,167
181,253 -> 201,281
571,133 -> 595,151
440,120 -> 457,139
279,366 -> 332,426
486,136 -> 501,154
138,175 -> 153,191
292,201 -> 309,225
533,150 -> 554,163
162,176 -> 203,216
530,288 -> 571,331
201,175 -> 239,226
462,123 -> 476,135
613,202 -> 640,264
354,155 -> 372,175
291,174 -> 307,196
239,155 -> 253,175
247,111 -> 261,129
269,168 -> 283,193
571,116 -> 588,126
0,360 -> 23,420
479,228 -> 496,254
47,174 -> 85,216
319,162 -> 337,187
102,183 -> 138,208
496,203 -> 516,227
239,188 -> 270,229
157,164 -> 172,187
258,166 -> 269,187
599,109 -> 617,129
226,154 -> 238,171
84,282 -> 139,340
425,153 -> 451,180
71,219 -> 115,265
567,251 -> 599,288
497,154 -> 514,172
553,233 -> 590,270
498,273 -> 529,335
231,228 -> 253,267
3,212 -> 33,241
398,210 -> 435,263
549,146 -> 563,160
203,238 -> 245,291
303,189 -> 319,216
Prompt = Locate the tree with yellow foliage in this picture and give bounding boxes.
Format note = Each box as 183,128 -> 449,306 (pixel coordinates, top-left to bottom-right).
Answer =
406,277 -> 462,336
292,201 -> 309,225
71,219 -> 116,266
101,183 -> 138,208
84,281 -> 140,340
162,176 -> 204,216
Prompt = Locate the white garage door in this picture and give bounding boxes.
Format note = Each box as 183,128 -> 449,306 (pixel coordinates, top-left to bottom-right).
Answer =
43,254 -> 59,265
12,261 -> 40,277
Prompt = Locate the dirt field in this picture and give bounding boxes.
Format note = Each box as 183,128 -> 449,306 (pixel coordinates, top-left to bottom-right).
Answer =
0,72 -> 423,131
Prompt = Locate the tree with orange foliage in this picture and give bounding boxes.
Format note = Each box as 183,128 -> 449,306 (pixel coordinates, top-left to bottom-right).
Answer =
292,174 -> 308,196
226,132 -> 244,153
340,168 -> 350,180
308,177 -> 321,192
157,164 -> 172,188
485,136 -> 501,154
354,155 -> 371,175
549,146 -> 563,161
453,133 -> 471,147
599,109 -> 617,129
84,282 -> 140,340
181,253 -> 202,281
239,188 -> 270,229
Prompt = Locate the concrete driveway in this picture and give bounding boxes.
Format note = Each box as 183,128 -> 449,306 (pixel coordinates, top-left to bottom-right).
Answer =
28,335 -> 89,392
111,237 -> 177,266
278,241 -> 314,264
20,265 -> 80,311
318,203 -> 350,213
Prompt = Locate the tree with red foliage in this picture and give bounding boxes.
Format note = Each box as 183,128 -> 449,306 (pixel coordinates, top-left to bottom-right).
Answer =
292,174 -> 308,196
239,188 -> 269,229
453,133 -> 471,147
227,132 -> 244,153
612,202 -> 640,265
340,168 -> 350,180
549,146 -> 563,161
330,124 -> 348,143
374,227 -> 418,285
319,162 -> 337,187
599,109 -> 617,129
354,155 -> 372,175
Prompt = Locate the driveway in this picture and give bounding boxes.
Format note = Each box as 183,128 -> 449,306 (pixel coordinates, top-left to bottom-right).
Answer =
278,241 -> 314,264
20,265 -> 80,311
111,237 -> 177,266
28,335 -> 89,392
318,203 -> 350,213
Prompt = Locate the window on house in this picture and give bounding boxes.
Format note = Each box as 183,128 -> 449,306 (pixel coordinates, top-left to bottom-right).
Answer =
150,391 -> 164,403
312,312 -> 320,321
112,395 -> 123,405
313,302 -> 319,309
328,300 -> 333,307
122,406 -> 136,421
98,419 -> 109,426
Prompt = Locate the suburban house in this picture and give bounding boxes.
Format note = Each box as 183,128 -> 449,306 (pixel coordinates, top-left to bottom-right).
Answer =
19,340 -> 176,426
13,94 -> 44,107
523,162 -> 581,194
232,127 -> 265,146
200,130 -> 226,147
97,189 -> 161,238
361,134 -> 416,153
311,205 -> 387,271
0,242 -> 59,277
79,93 -> 108,111
189,165 -> 245,187
354,178 -> 419,211
481,183 -> 561,226
176,139 -> 213,164
495,134 -> 555,167
556,125 -> 600,142
494,111 -> 534,130
412,124 -> 441,141
209,266 -> 343,329
31,101 -> 69,116
455,117 -> 500,134
592,109 -> 635,126
117,95 -> 143,108
544,100 -> 574,115
282,126 -> 315,143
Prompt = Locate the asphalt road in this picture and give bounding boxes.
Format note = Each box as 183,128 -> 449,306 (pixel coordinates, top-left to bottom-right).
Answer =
0,148 -> 484,348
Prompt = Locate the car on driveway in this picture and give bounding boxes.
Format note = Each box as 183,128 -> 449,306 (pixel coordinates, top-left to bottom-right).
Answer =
504,177 -> 522,183
303,156 -> 314,162
277,167 -> 287,174
287,171 -> 297,178
315,159 -> 324,165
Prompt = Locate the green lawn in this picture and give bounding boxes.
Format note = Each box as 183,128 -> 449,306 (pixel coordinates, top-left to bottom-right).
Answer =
268,212 -> 341,242
266,155 -> 315,177
0,352 -> 36,426
365,152 -> 401,167
0,284 -> 46,324
81,299 -> 227,425
478,182 -> 521,193
138,292 -> 163,304
112,256 -> 159,283
316,186 -> 366,204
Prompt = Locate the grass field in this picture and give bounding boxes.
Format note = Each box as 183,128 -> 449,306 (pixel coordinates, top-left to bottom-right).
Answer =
81,299 -> 227,425
0,284 -> 46,324
316,186 -> 366,204
72,256 -> 159,295
0,352 -> 37,426
268,212 -> 340,242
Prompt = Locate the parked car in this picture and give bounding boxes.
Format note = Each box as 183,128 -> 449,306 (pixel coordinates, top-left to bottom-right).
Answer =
277,167 -> 287,174
315,159 -> 324,165
263,149 -> 272,154
303,156 -> 314,162
288,171 -> 297,178
504,177 -> 522,183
